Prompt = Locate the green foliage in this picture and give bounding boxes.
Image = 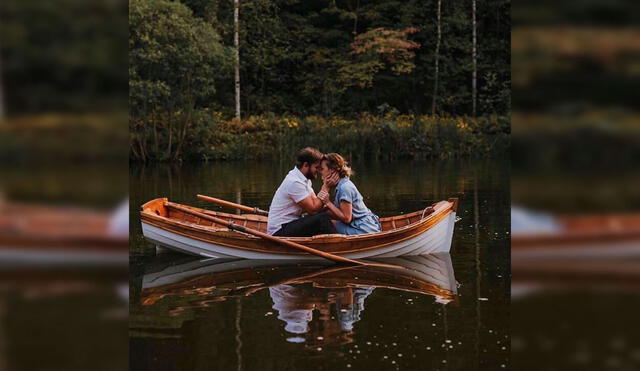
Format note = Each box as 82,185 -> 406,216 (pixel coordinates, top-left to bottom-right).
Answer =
158,113 -> 510,161
0,0 -> 127,114
194,0 -> 510,116
339,27 -> 421,89
129,0 -> 229,116
126,0 -> 511,162
129,0 -> 231,161
0,114 -> 128,161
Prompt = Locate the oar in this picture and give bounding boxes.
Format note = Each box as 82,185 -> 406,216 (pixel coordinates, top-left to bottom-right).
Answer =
169,203 -> 403,269
197,194 -> 268,216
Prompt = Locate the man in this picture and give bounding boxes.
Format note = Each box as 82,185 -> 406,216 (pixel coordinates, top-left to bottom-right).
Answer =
267,147 -> 339,237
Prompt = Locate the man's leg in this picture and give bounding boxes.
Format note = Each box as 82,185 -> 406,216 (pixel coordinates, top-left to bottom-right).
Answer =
273,212 -> 338,237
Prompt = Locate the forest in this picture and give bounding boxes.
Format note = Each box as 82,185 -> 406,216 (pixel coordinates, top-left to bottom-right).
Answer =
129,0 -> 510,161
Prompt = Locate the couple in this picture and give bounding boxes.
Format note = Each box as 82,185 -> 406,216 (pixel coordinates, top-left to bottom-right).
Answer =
266,147 -> 381,237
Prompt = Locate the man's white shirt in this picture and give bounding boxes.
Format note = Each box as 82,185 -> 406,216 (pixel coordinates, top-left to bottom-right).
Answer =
266,167 -> 315,235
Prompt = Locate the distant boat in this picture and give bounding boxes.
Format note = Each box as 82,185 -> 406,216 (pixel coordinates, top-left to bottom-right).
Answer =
140,197 -> 459,259
0,202 -> 128,266
512,208 -> 640,289
512,211 -> 640,258
139,253 -> 458,308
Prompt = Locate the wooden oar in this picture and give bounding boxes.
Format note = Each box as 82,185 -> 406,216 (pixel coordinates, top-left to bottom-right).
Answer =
197,194 -> 268,216
169,203 -> 402,269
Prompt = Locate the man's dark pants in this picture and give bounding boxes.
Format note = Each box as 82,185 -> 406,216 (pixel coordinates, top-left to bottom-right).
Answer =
273,212 -> 337,237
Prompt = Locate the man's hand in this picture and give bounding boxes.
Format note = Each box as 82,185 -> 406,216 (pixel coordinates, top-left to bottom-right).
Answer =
317,189 -> 330,204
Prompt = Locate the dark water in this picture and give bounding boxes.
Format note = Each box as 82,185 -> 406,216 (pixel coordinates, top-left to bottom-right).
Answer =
129,159 -> 510,370
512,167 -> 640,371
0,163 -> 128,370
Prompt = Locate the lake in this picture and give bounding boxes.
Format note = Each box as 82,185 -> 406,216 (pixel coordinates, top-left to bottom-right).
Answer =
129,159 -> 510,370
0,163 -> 128,370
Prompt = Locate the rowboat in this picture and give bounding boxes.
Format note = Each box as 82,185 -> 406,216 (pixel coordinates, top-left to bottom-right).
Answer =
140,197 -> 459,259
0,202 -> 128,266
140,253 -> 458,309
512,211 -> 640,293
512,213 -> 640,258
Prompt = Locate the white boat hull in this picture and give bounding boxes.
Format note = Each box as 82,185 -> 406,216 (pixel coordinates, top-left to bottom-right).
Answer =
141,212 -> 456,259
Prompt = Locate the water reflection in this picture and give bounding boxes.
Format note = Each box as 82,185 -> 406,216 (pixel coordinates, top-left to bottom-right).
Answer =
269,284 -> 371,345
140,254 -> 457,347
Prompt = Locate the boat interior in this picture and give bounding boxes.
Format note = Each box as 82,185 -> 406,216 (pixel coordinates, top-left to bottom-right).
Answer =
142,198 -> 445,234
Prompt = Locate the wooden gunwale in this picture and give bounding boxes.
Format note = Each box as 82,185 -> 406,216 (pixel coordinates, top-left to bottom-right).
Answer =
141,199 -> 455,255
513,231 -> 640,247
140,198 -> 442,233
144,199 -> 450,240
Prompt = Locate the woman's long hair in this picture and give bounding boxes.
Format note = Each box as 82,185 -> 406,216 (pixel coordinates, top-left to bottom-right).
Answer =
322,153 -> 353,178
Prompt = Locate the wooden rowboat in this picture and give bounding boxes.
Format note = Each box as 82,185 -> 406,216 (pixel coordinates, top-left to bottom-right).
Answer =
512,213 -> 640,258
512,213 -> 640,290
0,202 -> 128,266
140,197 -> 459,259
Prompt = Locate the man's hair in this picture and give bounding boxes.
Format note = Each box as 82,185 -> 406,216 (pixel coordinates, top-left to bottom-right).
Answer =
296,147 -> 323,168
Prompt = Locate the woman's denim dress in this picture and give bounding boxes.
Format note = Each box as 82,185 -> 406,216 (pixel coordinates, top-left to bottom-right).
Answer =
333,177 -> 381,235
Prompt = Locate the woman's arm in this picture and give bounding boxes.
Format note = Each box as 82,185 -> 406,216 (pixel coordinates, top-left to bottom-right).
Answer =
322,200 -> 352,224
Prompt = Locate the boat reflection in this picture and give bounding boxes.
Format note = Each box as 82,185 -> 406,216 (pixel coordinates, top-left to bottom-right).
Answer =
140,253 -> 458,346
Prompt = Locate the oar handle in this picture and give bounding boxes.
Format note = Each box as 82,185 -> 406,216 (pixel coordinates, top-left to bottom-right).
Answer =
197,194 -> 269,216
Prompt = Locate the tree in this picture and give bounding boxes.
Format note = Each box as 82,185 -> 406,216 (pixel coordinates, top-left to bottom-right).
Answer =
129,0 -> 229,161
339,27 -> 421,89
233,0 -> 241,119
471,0 -> 477,116
431,0 -> 442,115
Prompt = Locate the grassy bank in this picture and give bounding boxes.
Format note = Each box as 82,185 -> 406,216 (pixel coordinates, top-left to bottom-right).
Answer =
0,113 -> 128,162
512,110 -> 640,169
130,113 -> 510,162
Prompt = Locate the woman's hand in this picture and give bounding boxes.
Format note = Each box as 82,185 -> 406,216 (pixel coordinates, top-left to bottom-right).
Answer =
322,171 -> 339,189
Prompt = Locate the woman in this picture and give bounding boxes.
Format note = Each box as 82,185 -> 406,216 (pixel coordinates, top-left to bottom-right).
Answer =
317,153 -> 381,235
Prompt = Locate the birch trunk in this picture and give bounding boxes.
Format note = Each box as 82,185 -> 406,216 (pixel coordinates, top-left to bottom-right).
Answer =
471,0 -> 477,116
234,0 -> 241,120
431,0 -> 442,115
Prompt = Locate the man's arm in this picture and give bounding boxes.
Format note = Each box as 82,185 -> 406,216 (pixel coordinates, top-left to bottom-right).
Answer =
297,194 -> 325,215
319,197 -> 353,224
296,172 -> 339,214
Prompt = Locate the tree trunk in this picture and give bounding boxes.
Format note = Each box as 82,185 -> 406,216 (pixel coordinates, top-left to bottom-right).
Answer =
353,0 -> 359,35
431,0 -> 442,115
234,0 -> 241,120
166,119 -> 173,160
174,106 -> 192,160
130,140 -> 140,161
153,120 -> 159,154
138,136 -> 147,162
471,0 -> 477,116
